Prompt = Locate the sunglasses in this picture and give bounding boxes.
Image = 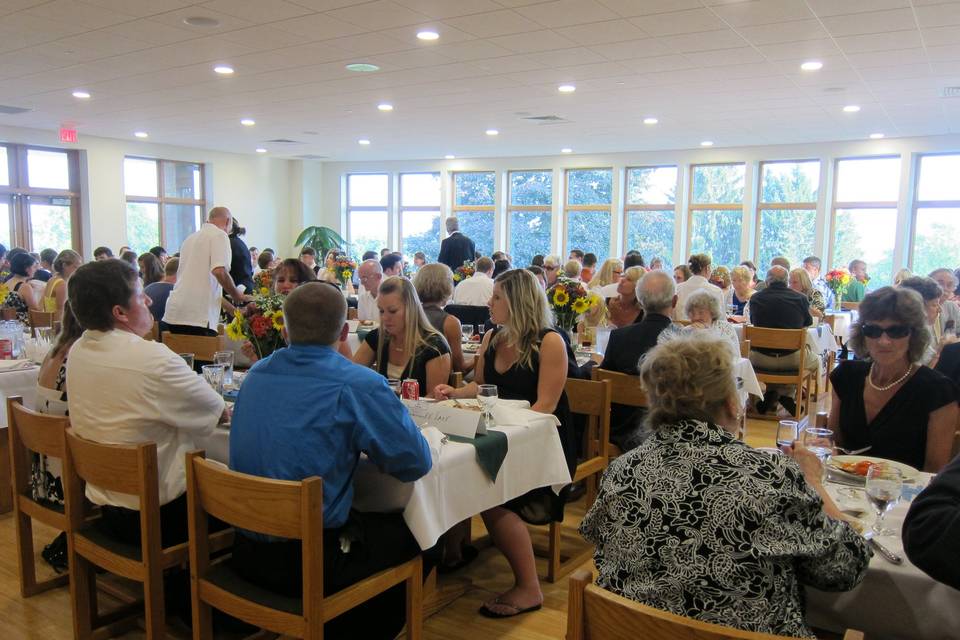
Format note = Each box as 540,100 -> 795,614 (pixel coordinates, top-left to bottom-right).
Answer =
860,324 -> 911,339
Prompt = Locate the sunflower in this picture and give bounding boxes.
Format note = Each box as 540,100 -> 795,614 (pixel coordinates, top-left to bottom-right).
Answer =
260,287 -> 270,295
225,318 -> 245,341
552,289 -> 570,307
341,269 -> 352,279
572,297 -> 590,314
271,310 -> 284,331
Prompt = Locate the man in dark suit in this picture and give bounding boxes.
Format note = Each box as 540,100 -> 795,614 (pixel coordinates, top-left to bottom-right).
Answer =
599,270 -> 676,449
437,216 -> 475,272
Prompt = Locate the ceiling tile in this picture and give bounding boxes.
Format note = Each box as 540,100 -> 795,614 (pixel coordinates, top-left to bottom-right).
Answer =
681,47 -> 767,68
921,25 -> 960,48
659,30 -> 748,53
710,0 -> 813,27
392,0 -> 502,19
630,8 -> 728,35
217,25 -> 315,50
916,2 -> 960,28
512,0 -> 620,29
528,47 -> 607,68
427,39 -> 514,62
835,30 -> 922,54
270,13 -> 368,38
379,22 -> 478,46
444,9 -> 542,38
821,8 -> 916,37
554,19 -> 648,45
756,39 -> 842,61
488,30 -> 577,54
471,54 -> 546,73
736,19 -> 828,45
325,0 -> 432,30
322,32 -> 413,56
847,48 -> 929,68
99,18 -> 197,46
588,38 -> 671,61
200,0 -> 314,22
148,7 -> 254,34
806,0 -> 909,17
23,0 -> 139,28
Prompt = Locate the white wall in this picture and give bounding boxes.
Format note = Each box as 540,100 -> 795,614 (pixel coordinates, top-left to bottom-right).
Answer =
320,133 -> 960,276
0,124 -> 301,259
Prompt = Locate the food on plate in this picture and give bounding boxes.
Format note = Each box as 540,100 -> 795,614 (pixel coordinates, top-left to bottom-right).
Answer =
359,320 -> 375,327
835,460 -> 877,477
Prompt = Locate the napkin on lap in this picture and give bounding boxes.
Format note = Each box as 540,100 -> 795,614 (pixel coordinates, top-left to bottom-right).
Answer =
490,399 -> 559,427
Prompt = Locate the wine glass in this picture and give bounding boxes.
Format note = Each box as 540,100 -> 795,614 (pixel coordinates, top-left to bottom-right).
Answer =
179,352 -> 195,370
214,350 -> 235,388
477,384 -> 498,432
801,427 -> 834,463
776,420 -> 798,453
201,364 -> 225,396
865,464 -> 903,537
461,324 -> 475,342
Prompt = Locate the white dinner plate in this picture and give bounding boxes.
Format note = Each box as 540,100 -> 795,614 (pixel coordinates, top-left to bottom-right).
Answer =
829,455 -> 920,483
462,342 -> 481,353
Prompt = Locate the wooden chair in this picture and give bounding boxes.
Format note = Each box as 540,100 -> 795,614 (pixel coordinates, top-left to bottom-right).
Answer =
591,369 -> 648,459
449,371 -> 464,388
347,308 -> 358,321
7,396 -> 71,596
743,326 -> 813,422
739,338 -> 751,358
146,321 -> 160,342
185,451 -> 423,640
160,332 -> 228,362
62,428 -> 190,639
28,309 -> 55,336
534,378 -> 611,583
566,569 -> 864,640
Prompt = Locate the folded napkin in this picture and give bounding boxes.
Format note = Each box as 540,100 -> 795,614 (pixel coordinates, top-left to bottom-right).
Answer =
490,399 -> 560,428
420,426 -> 446,460
0,359 -> 37,372
449,429 -> 508,483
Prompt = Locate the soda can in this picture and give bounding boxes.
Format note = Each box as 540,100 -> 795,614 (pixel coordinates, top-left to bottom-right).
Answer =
401,378 -> 420,400
0,338 -> 12,360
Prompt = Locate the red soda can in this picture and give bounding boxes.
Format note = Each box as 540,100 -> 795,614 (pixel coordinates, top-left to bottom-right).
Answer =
401,378 -> 420,400
0,339 -> 12,360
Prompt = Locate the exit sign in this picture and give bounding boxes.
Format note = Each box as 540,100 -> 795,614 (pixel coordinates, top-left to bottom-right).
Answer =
59,127 -> 78,143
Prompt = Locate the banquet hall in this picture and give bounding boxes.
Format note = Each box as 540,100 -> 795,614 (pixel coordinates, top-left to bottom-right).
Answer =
2,1 -> 960,639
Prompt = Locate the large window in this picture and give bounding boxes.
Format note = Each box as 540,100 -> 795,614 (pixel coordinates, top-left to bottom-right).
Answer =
346,173 -> 389,258
452,172 -> 495,258
832,157 -> 900,287
124,157 -> 205,254
508,170 -> 552,267
0,144 -> 82,254
911,154 -> 960,276
756,160 -> 819,269
625,166 -> 677,267
565,169 -> 612,260
689,163 -> 744,267
400,172 -> 441,261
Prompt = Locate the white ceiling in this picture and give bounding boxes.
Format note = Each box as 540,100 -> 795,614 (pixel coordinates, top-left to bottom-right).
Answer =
2,0 -> 960,161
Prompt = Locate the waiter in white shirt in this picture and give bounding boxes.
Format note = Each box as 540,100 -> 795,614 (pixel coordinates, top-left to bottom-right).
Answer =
674,253 -> 726,321
356,259 -> 383,322
162,206 -> 250,336
452,256 -> 495,306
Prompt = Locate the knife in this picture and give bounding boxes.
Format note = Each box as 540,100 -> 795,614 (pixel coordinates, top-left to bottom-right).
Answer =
869,538 -> 903,565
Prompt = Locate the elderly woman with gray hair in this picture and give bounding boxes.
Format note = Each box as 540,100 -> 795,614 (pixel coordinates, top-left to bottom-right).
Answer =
899,276 -> 959,366
829,286 -> 958,472
658,291 -> 740,359
929,268 -> 960,336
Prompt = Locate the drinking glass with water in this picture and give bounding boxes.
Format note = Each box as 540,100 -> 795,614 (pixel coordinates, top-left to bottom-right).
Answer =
477,384 -> 498,433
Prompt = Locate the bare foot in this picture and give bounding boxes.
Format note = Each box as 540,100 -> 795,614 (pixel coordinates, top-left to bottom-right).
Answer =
481,586 -> 543,616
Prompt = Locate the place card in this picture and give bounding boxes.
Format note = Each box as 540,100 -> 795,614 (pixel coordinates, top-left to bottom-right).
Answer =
402,399 -> 484,439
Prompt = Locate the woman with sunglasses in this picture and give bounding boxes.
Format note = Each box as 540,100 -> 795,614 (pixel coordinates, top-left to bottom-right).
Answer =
829,287 -> 957,472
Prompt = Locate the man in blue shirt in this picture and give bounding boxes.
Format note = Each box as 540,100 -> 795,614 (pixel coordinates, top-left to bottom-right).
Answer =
229,281 -> 433,639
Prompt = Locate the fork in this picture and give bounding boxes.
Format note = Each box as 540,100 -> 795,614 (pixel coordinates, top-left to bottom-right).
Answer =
835,445 -> 872,455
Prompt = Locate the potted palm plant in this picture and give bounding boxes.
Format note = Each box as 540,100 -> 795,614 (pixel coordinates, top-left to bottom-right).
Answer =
294,226 -> 348,258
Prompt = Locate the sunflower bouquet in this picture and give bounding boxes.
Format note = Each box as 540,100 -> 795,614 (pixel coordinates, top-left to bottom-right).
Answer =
252,268 -> 273,295
547,277 -> 599,331
225,289 -> 285,359
824,268 -> 852,301
453,261 -> 475,284
328,254 -> 358,287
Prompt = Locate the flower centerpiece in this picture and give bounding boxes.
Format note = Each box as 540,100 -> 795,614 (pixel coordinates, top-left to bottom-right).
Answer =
225,288 -> 285,359
252,268 -> 273,295
453,260 -> 475,284
824,268 -> 852,311
547,277 -> 599,332
329,253 -> 358,288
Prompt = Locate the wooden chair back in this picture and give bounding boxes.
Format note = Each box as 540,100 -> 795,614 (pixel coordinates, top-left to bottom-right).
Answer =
743,326 -> 806,352
739,339 -> 750,358
29,309 -> 55,335
186,451 -> 423,639
63,428 -> 189,638
160,332 -> 228,362
591,369 -> 648,408
449,371 -> 464,388
743,327 -> 811,421
7,396 -> 71,596
566,569 -> 864,640
146,321 -> 160,342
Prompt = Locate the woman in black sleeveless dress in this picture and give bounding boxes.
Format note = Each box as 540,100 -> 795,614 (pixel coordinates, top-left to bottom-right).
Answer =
435,269 -> 574,619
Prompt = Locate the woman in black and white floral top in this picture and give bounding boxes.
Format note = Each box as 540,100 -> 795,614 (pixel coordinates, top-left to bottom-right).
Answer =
581,334 -> 871,639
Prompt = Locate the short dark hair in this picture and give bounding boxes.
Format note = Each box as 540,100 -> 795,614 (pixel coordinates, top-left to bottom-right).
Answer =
362,250 -> 378,261
569,249 -> 584,259
380,253 -> 403,272
249,246 -> 258,253
163,256 -> 179,277
899,276 -> 942,303
688,253 -> 711,275
531,254 -> 544,267
526,265 -> 544,278
493,259 -> 511,278
149,246 -> 167,259
491,251 -> 506,261
274,258 -> 316,288
583,252 -> 598,267
68,259 -> 139,331
475,256 -> 494,273
624,253 -> 646,269
802,256 -> 822,270
849,286 -> 929,364
9,252 -> 36,277
299,246 -> 317,257
120,250 -> 137,266
284,282 -> 346,345
39,248 -> 57,265
257,251 -> 274,270
93,246 -> 113,258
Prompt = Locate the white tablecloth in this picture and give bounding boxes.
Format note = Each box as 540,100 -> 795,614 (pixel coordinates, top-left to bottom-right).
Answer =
734,357 -> 762,399
807,474 -> 960,640
202,408 -> 572,550
0,364 -> 41,428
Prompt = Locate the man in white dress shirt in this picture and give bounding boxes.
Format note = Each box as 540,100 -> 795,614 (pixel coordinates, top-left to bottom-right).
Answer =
162,206 -> 249,336
453,256 -> 495,306
674,253 -> 726,321
357,259 -> 382,322
67,259 -> 228,546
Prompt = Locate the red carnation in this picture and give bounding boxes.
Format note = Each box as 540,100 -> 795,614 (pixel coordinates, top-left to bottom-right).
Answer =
250,314 -> 272,338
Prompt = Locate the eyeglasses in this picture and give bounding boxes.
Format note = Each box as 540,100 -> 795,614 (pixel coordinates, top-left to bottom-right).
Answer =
860,324 -> 911,339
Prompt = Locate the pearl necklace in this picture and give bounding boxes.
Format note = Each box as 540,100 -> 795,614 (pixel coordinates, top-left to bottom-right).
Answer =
867,363 -> 913,392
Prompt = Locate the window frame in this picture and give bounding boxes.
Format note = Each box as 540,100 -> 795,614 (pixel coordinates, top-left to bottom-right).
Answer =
563,167 -> 613,257
506,169 -> 553,263
345,172 -> 391,254
753,158 -> 819,264
687,161 -> 746,263
399,171 -> 441,258
909,152 -> 960,270
0,143 -> 83,254
124,156 -> 206,250
451,170 -> 496,255
623,164 -> 678,259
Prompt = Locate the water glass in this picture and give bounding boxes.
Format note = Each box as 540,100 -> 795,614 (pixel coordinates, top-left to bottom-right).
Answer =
179,353 -> 195,370
387,379 -> 402,396
461,324 -> 475,342
801,427 -> 835,463
866,465 -> 903,537
214,350 -> 235,388
776,420 -> 799,453
477,384 -> 498,432
36,327 -> 54,344
201,364 -> 225,396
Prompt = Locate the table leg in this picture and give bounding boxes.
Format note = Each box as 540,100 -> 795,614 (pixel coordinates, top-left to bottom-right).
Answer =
0,426 -> 11,514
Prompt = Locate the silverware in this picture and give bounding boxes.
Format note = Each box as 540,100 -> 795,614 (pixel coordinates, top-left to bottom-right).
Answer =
869,538 -> 903,565
836,445 -> 872,455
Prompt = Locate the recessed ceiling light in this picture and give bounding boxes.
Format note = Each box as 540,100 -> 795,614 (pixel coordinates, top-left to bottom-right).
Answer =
134,131 -> 148,138
801,60 -> 823,71
843,105 -> 861,112
485,129 -> 499,136
700,140 -> 714,147
643,117 -> 658,125
558,84 -> 576,93
183,16 -> 220,28
561,148 -> 573,153
240,118 -> 255,126
345,63 -> 380,72
417,30 -> 439,41
869,132 -> 885,139
72,90 -> 90,99
377,103 -> 394,111
213,65 -> 234,75
255,148 -> 267,153
444,154 -> 455,159
358,139 -> 371,145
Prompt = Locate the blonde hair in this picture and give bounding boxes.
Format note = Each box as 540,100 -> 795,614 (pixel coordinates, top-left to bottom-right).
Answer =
730,265 -> 751,286
623,265 -> 645,286
894,268 -> 913,286
712,265 -> 731,289
591,258 -> 624,289
789,268 -> 813,296
413,263 -> 453,305
376,276 -> 446,377
639,335 -> 736,430
563,259 -> 582,279
492,269 -> 553,369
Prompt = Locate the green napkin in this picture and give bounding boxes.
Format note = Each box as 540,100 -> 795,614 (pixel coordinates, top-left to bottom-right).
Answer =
448,430 -> 508,482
